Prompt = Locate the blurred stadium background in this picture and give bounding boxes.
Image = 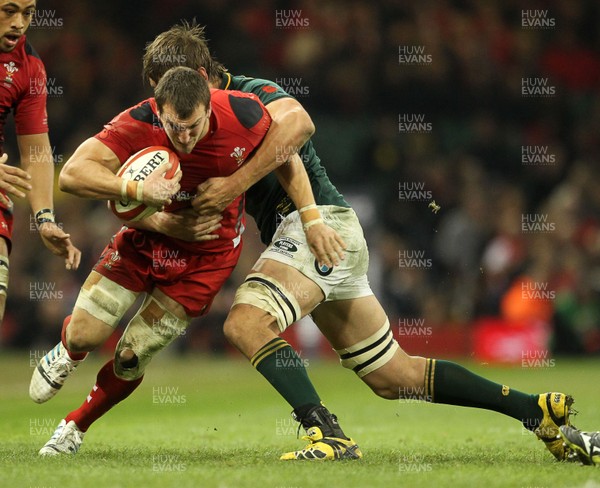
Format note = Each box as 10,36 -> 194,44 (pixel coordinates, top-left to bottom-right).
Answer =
2,0 -> 600,367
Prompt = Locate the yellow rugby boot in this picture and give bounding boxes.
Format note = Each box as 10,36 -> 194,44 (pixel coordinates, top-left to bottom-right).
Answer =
280,405 -> 362,461
533,392 -> 575,461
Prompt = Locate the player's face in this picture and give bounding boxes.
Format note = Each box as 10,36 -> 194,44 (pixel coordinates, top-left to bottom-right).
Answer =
159,103 -> 211,154
0,0 -> 35,52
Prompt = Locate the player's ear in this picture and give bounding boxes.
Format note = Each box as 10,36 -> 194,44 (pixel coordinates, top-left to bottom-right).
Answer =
197,67 -> 208,81
148,78 -> 157,88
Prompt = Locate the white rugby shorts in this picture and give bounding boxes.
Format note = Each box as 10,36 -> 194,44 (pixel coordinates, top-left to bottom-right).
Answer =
260,205 -> 373,301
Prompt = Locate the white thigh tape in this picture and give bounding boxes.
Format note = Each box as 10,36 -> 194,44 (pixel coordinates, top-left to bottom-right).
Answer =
232,272 -> 301,332
74,274 -> 137,328
336,319 -> 399,377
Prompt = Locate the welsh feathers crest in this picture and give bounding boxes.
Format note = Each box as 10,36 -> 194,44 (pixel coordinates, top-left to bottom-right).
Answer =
3,61 -> 18,83
230,146 -> 246,165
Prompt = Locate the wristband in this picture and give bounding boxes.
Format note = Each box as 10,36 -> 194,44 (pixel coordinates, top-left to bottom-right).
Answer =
126,180 -> 138,201
34,208 -> 54,220
35,208 -> 55,224
303,218 -> 324,232
36,218 -> 55,225
300,208 -> 321,225
136,180 -> 144,202
120,178 -> 129,201
298,204 -> 317,214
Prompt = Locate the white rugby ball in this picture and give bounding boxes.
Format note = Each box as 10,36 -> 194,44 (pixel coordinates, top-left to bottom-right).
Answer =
109,146 -> 180,221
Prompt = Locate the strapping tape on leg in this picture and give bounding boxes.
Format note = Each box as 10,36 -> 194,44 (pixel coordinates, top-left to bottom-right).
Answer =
335,319 -> 399,377
74,273 -> 137,328
0,255 -> 8,296
114,297 -> 189,380
232,272 -> 301,333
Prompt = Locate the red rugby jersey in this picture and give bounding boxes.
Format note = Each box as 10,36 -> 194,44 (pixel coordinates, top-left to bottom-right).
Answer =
96,89 -> 271,251
0,36 -> 48,153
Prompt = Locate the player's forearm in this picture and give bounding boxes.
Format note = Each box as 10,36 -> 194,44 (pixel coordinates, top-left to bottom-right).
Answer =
60,159 -> 123,200
59,138 -> 123,200
17,134 -> 55,215
228,100 -> 315,194
126,213 -> 161,233
23,157 -> 55,215
274,153 -> 316,210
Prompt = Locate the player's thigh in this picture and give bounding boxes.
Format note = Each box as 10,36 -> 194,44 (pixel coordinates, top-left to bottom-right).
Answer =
150,287 -> 188,321
312,296 -> 426,393
226,258 -> 324,356
310,295 -> 388,349
253,257 -> 325,314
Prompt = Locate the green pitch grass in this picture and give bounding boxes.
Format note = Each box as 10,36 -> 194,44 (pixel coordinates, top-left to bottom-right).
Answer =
1,353 -> 599,488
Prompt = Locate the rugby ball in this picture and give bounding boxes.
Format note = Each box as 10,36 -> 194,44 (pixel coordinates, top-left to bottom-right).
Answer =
109,146 -> 180,221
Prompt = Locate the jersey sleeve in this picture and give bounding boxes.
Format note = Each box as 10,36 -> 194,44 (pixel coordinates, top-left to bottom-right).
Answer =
228,91 -> 272,134
14,56 -> 48,135
95,105 -> 156,164
225,91 -> 272,151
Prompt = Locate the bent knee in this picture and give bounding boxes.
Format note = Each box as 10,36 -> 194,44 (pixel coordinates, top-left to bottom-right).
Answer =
369,382 -> 402,400
365,373 -> 417,400
65,324 -> 99,353
362,354 -> 427,400
118,348 -> 137,366
223,305 -> 276,342
223,310 -> 246,345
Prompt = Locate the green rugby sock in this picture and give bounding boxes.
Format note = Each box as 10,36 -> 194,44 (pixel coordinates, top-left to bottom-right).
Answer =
251,338 -> 321,411
425,359 -> 542,428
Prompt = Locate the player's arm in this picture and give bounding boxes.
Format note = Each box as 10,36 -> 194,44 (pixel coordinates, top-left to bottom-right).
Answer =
17,133 -> 81,270
275,154 -> 346,268
193,97 -> 314,214
59,137 -> 180,207
127,209 -> 222,242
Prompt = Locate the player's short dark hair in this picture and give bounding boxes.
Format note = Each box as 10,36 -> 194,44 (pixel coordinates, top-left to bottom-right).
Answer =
154,67 -> 210,119
143,19 -> 227,85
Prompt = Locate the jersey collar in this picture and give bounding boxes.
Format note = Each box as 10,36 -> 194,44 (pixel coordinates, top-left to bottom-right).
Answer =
219,72 -> 232,90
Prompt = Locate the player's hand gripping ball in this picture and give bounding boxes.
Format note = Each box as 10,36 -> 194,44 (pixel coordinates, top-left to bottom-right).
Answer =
110,146 -> 180,221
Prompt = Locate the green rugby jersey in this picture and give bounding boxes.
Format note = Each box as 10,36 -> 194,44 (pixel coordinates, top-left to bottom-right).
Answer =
220,73 -> 349,245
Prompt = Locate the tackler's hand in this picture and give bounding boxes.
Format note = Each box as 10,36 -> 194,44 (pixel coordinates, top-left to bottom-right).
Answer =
304,221 -> 347,269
